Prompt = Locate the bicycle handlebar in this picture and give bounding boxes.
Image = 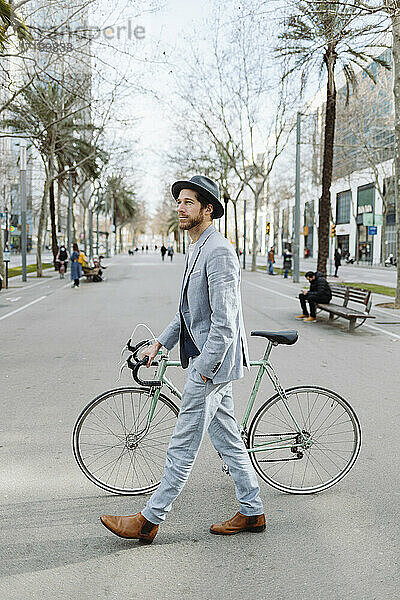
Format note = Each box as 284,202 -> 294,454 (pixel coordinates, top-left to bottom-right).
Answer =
127,356 -> 162,387
126,339 -> 150,357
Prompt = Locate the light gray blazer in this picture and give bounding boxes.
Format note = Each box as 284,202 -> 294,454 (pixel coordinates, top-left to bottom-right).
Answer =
157,225 -> 250,384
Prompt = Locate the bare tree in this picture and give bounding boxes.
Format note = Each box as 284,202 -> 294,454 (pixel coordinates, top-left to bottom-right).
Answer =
170,2 -> 292,271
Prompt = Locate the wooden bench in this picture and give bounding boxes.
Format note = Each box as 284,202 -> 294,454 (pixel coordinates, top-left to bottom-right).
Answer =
316,285 -> 375,331
82,266 -> 101,282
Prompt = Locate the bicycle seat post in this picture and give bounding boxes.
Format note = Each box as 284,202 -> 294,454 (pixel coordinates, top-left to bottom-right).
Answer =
262,341 -> 274,364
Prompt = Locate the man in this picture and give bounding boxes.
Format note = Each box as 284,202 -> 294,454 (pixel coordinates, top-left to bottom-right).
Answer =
283,248 -> 292,279
334,246 -> 342,277
101,175 -> 265,543
296,270 -> 332,322
267,247 -> 275,275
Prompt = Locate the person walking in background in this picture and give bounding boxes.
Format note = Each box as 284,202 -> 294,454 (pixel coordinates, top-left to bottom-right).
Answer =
283,249 -> 292,279
267,247 -> 275,275
334,246 -> 342,277
56,244 -> 69,274
160,245 -> 167,261
70,243 -> 82,288
78,248 -> 88,268
167,245 -> 174,262
296,271 -> 332,322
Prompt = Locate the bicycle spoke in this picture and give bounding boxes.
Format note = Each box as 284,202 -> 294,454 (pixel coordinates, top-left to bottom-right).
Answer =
249,386 -> 361,494
74,388 -> 178,494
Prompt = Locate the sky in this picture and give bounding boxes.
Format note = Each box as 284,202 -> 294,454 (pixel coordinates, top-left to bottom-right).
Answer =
89,0 -> 214,213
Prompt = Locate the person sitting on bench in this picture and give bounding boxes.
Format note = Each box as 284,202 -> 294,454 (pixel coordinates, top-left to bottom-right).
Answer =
296,271 -> 332,322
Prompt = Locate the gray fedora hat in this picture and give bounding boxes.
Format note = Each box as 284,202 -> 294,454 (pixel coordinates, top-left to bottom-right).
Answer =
171,175 -> 224,219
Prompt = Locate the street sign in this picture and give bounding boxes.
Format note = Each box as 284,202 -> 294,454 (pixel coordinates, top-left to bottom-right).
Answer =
368,226 -> 377,235
3,250 -> 10,262
362,213 -> 373,226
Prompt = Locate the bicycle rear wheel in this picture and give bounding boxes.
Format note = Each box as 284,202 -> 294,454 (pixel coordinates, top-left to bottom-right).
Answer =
73,386 -> 179,495
247,386 -> 361,494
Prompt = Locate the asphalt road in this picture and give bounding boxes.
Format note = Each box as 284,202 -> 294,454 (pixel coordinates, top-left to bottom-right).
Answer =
5,248 -> 398,287
0,253 -> 399,599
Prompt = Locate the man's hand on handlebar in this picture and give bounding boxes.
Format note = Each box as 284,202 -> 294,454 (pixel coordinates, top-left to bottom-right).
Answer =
141,341 -> 162,367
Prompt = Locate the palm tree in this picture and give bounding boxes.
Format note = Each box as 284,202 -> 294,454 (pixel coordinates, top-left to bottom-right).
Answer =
102,174 -> 137,253
0,0 -> 31,54
2,79 -> 100,274
278,1 -> 390,275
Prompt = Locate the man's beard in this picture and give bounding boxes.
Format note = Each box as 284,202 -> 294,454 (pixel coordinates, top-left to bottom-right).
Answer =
178,212 -> 204,230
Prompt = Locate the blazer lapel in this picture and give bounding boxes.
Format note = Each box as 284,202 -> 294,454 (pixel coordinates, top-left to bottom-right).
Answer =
180,225 -> 216,302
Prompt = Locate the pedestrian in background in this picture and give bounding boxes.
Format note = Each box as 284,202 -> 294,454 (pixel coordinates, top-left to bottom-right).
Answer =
267,247 -> 275,275
56,244 -> 69,274
167,245 -> 174,262
296,271 -> 332,322
283,249 -> 292,279
161,245 -> 167,261
70,243 -> 82,288
78,248 -> 88,268
334,246 -> 342,277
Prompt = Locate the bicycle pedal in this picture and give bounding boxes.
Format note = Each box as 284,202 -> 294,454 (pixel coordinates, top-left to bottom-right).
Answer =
221,463 -> 230,476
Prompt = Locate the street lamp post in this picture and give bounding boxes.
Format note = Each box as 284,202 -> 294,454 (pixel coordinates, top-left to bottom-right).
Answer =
224,193 -> 229,238
293,112 -> 301,283
67,171 -> 73,254
20,139 -> 27,282
243,198 -> 247,270
89,207 -> 93,261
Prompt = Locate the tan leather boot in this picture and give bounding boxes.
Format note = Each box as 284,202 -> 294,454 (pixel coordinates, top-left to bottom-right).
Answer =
100,512 -> 159,543
210,511 -> 266,535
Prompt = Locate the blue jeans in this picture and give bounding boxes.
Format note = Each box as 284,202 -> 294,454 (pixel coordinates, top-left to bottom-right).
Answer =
268,260 -> 274,274
142,364 -> 264,524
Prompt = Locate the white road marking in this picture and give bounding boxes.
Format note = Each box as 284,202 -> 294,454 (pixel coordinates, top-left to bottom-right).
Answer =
4,274 -> 58,295
130,262 -> 167,266
6,297 -> 21,302
246,280 -> 400,341
247,281 -> 298,303
363,323 -> 400,340
0,296 -> 47,321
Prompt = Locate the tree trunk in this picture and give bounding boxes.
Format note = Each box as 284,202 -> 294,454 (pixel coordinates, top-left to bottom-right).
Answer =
49,176 -> 58,268
72,202 -> 76,244
0,227 -> 5,284
57,173 -> 63,235
381,200 -> 387,265
251,190 -> 261,272
119,226 -> 123,253
36,180 -> 49,277
392,11 -> 400,307
82,206 -> 87,252
317,46 -> 337,277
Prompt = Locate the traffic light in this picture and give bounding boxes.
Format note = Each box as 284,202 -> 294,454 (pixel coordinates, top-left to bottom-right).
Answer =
330,224 -> 336,237
265,222 -> 270,235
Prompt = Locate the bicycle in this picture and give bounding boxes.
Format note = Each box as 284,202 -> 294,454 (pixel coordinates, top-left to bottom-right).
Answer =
73,330 -> 361,496
57,260 -> 67,279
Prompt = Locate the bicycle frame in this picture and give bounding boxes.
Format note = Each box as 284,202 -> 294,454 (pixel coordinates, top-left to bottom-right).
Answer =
137,341 -> 304,454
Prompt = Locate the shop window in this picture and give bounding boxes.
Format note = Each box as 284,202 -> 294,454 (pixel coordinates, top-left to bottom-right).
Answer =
336,190 -> 351,224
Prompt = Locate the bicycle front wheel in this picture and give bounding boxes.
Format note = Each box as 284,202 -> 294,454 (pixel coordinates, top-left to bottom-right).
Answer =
73,386 -> 179,495
248,386 -> 361,494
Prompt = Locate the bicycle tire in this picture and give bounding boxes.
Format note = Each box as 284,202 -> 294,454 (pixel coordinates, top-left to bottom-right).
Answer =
247,385 -> 361,494
72,386 -> 179,495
